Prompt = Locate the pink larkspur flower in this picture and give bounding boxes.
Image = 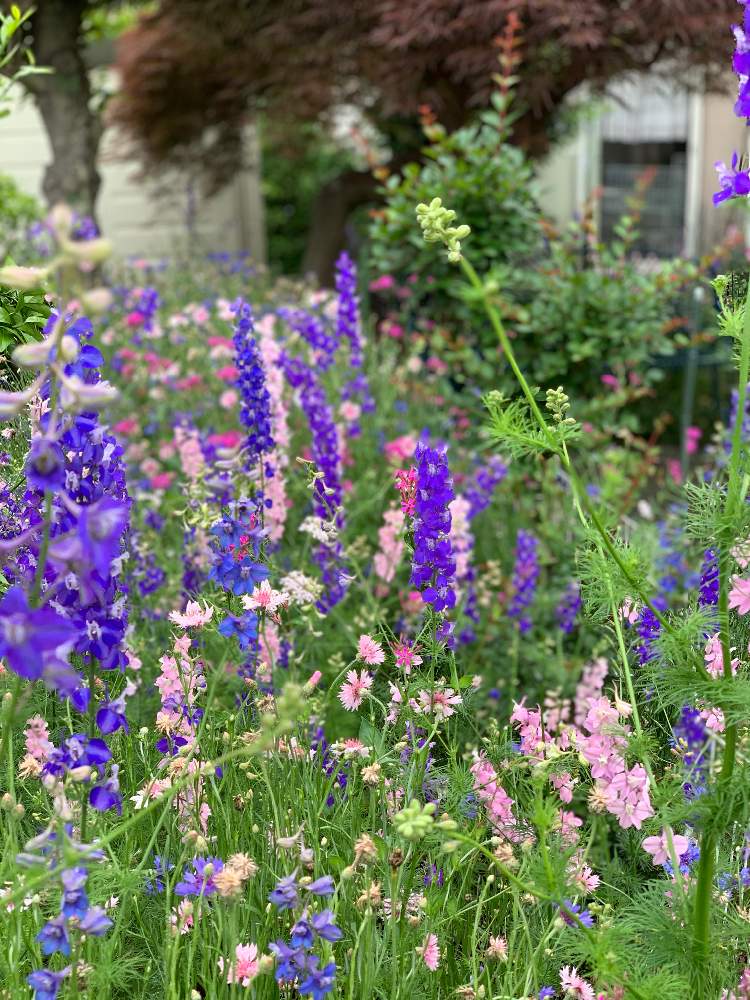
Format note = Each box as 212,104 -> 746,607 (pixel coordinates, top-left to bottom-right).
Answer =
357,634 -> 385,665
392,639 -> 422,675
729,576 -> 750,615
641,829 -> 690,867
339,670 -> 373,711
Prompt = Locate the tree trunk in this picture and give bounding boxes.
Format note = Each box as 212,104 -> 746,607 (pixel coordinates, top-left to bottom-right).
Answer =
302,168 -> 379,284
24,0 -> 102,219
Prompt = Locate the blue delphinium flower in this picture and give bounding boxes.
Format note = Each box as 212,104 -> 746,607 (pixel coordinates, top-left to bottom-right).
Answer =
335,251 -> 374,423
714,5 -> 750,204
233,299 -> 274,467
672,705 -> 709,799
0,586 -> 76,681
507,530 -> 539,633
538,988 -> 556,1000
555,580 -> 581,635
60,868 -> 89,919
698,549 -> 719,607
269,872 -> 301,910
36,913 -> 71,956
635,604 -> 662,666
25,438 -> 66,492
410,440 -> 456,614
27,967 -> 70,1000
279,352 -> 347,611
299,959 -> 337,1000
210,507 -> 269,597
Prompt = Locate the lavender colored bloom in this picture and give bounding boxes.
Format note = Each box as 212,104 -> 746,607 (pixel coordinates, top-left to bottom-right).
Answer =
145,856 -> 174,894
336,252 -> 374,419
635,605 -> 661,665
233,299 -> 274,465
280,307 -> 339,371
672,705 -> 709,799
27,967 -> 70,1000
89,765 -> 122,814
507,530 -> 539,633
410,441 -> 456,614
306,874 -> 335,897
0,586 -> 75,681
95,692 -> 129,735
465,455 -> 508,519
279,352 -> 347,611
269,872 -> 300,910
26,438 -> 66,492
310,909 -> 342,942
60,868 -> 89,920
715,6 -> 750,204
538,989 -> 556,1000
36,913 -> 70,956
299,960 -> 337,1000
78,906 -> 113,936
555,580 -> 581,635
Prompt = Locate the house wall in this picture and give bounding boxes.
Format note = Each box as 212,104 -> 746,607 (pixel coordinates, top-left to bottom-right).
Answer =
0,82 -> 265,262
536,83 -> 749,256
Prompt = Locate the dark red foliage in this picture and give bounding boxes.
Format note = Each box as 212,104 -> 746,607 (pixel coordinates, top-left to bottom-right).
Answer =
111,0 -> 738,184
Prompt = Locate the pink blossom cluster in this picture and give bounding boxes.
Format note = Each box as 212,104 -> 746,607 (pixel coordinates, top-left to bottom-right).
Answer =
578,697 -> 654,830
470,755 -> 522,842
373,507 -> 405,585
174,424 -> 206,483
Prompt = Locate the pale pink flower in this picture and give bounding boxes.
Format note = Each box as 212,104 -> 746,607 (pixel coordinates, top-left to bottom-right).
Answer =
704,633 -> 739,678
357,634 -> 385,665
729,576 -> 750,615
339,670 -> 373,711
551,771 -> 574,804
169,601 -> 214,629
641,829 -> 690,867
242,579 -> 288,614
619,599 -> 639,624
305,670 -> 323,690
24,715 -> 52,762
560,965 -> 595,1000
486,935 -> 508,960
416,933 -> 440,971
219,942 -> 260,986
701,705 -> 725,732
416,687 -> 462,720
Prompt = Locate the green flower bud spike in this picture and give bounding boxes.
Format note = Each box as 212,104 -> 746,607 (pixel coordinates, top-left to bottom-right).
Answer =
394,799 -> 436,841
416,197 -> 471,263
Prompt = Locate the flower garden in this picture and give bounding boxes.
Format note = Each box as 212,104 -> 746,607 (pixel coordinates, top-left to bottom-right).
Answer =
3,4 -> 750,1000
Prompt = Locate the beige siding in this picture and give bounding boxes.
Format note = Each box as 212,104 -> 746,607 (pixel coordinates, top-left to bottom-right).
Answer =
0,85 -> 248,259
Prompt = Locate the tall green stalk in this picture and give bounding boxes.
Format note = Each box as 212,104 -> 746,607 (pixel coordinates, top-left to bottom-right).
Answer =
690,283 -> 750,990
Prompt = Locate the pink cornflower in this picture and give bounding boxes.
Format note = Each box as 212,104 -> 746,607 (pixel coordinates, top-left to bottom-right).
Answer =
729,576 -> 750,615
641,829 -> 690,867
168,601 -> 214,629
242,580 -> 288,614
357,634 -> 385,665
416,933 -> 440,971
486,935 -> 508,960
392,639 -> 422,674
560,965 -> 595,1000
339,670 -> 373,711
219,942 -> 260,986
416,687 -> 462,720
